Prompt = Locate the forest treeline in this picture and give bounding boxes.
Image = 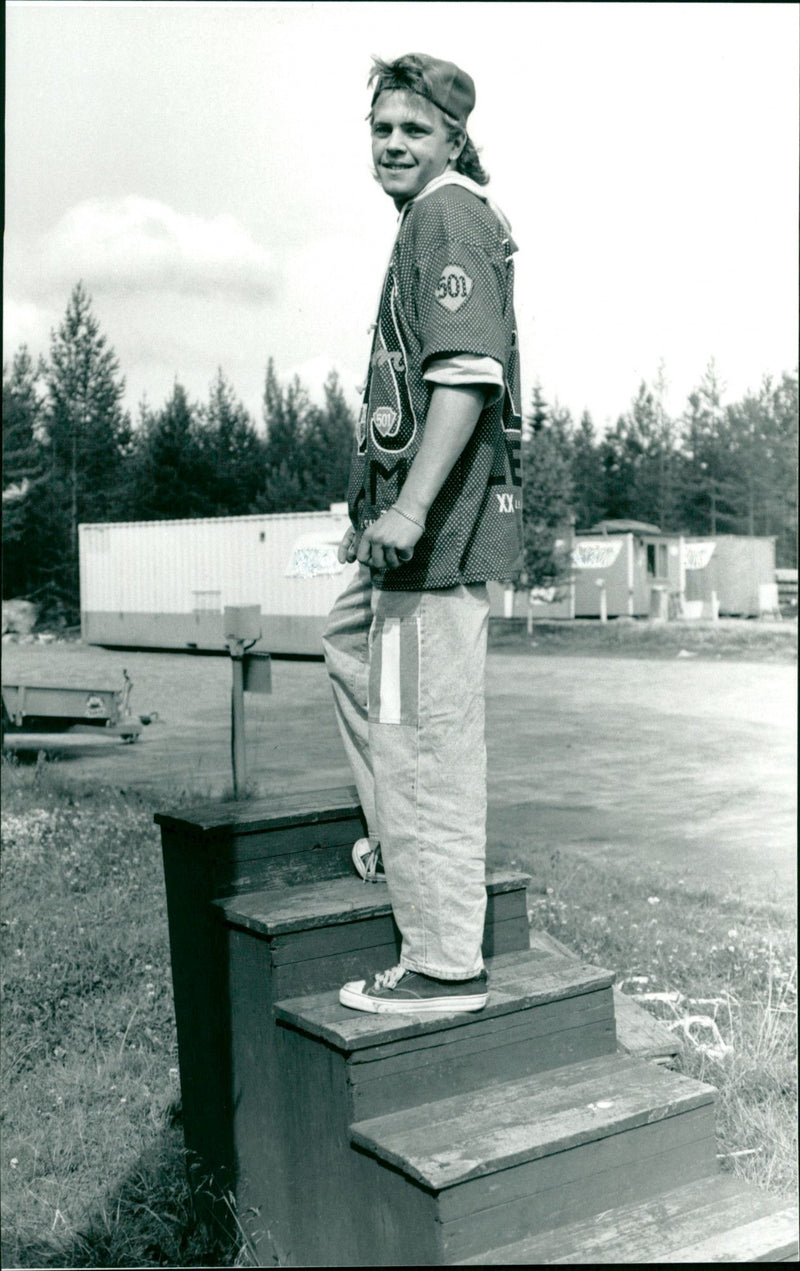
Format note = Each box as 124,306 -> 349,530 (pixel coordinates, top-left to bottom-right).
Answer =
3,284 -> 797,623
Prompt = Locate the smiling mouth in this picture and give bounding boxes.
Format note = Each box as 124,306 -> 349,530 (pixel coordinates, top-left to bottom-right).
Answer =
381,163 -> 414,170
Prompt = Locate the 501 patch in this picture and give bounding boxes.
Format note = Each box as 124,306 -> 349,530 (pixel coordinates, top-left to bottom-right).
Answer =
435,265 -> 473,312
371,405 -> 400,438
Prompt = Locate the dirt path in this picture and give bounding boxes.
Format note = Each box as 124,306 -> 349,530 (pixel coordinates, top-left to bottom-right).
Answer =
2,641 -> 795,900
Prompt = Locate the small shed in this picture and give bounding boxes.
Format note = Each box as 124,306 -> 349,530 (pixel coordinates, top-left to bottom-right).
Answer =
526,522 -> 777,621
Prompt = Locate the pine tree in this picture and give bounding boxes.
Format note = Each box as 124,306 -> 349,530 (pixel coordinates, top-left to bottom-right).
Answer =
2,348 -> 50,599
42,283 -> 131,611
303,370 -> 355,509
570,410 -> 605,530
258,360 -> 321,512
129,381 -> 210,519
200,370 -> 265,514
2,347 -> 44,495
678,360 -> 738,535
528,382 -> 548,436
521,389 -> 575,587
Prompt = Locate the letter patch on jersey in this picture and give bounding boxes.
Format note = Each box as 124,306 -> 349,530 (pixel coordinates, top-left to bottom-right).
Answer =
435,264 -> 473,312
371,405 -> 399,438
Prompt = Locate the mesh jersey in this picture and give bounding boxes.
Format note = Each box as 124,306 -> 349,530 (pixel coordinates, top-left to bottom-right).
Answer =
347,178 -> 524,591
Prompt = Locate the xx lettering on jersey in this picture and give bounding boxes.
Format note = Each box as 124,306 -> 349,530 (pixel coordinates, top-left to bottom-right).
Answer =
435,264 -> 473,313
496,492 -> 516,514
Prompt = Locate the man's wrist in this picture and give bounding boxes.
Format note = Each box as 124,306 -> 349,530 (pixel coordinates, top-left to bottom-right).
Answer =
392,500 -> 427,529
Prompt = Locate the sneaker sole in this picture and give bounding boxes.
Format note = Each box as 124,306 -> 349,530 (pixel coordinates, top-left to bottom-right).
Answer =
338,984 -> 487,1013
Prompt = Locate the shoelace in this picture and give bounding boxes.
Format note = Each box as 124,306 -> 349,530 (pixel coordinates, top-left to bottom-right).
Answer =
373,965 -> 406,990
362,844 -> 382,882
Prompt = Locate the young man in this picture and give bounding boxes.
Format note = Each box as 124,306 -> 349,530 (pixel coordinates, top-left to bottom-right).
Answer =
322,53 -> 523,1014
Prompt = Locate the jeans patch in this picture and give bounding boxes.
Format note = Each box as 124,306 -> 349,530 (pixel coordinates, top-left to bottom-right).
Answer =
368,615 -> 420,726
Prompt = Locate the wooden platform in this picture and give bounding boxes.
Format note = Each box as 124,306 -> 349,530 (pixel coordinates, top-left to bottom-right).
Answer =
156,785 -> 798,1265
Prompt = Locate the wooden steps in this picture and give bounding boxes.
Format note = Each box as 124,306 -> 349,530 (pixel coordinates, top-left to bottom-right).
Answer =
216,869 -> 532,997
346,1053 -> 717,1264
276,949 -> 617,1120
156,786 -> 799,1265
456,1174 -> 800,1263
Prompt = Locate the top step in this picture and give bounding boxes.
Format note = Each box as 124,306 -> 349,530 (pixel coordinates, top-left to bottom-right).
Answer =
155,784 -> 361,838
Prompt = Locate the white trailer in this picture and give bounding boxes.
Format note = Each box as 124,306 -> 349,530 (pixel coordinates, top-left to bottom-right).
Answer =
79,507 -> 359,656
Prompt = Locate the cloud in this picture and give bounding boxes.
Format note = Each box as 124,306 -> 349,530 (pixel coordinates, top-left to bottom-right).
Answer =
2,299 -> 48,352
35,197 -> 277,301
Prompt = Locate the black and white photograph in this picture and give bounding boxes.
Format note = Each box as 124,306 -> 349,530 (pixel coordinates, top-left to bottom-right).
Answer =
2,2 -> 797,1267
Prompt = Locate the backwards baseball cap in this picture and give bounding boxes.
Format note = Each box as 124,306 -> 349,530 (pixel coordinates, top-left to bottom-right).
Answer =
371,52 -> 476,126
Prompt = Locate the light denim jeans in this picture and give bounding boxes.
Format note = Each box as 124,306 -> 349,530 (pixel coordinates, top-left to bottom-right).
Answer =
322,565 -> 490,980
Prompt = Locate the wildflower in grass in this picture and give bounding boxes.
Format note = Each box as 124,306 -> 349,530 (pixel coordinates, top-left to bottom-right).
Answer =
647,896 -> 660,905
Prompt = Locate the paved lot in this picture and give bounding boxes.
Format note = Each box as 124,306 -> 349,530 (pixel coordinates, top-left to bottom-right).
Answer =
2,641 -> 796,900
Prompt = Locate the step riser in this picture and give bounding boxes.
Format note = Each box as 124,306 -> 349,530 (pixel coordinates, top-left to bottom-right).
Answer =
438,1106 -> 718,1262
349,990 -> 616,1120
268,889 -> 529,998
275,1024 -> 441,1267
457,1176 -> 799,1264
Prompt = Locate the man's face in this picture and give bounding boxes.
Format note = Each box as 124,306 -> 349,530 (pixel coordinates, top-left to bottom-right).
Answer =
371,90 -> 458,208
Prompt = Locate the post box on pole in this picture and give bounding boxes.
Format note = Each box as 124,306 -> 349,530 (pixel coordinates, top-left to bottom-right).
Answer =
223,606 -> 270,798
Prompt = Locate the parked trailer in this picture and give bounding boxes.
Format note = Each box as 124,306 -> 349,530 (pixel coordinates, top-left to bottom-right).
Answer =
1,671 -> 156,750
80,509 -> 360,655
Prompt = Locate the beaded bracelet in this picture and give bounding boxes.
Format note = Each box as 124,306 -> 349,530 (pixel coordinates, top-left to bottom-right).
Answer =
391,505 -> 426,531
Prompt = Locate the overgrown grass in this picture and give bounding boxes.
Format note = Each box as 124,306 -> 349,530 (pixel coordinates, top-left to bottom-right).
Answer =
0,758 -> 239,1269
509,840 -> 798,1197
2,756 -> 796,1268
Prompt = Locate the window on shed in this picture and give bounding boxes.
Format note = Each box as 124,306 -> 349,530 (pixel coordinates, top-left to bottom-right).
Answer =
646,543 -> 668,577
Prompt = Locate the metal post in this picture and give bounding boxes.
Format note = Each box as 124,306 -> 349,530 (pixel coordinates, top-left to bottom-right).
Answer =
224,605 -> 263,800
230,642 -> 247,798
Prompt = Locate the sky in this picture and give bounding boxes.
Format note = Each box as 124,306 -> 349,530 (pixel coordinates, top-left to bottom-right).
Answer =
4,1 -> 799,434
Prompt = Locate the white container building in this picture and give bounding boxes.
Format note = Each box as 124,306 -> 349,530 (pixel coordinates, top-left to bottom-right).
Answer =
79,507 -> 359,655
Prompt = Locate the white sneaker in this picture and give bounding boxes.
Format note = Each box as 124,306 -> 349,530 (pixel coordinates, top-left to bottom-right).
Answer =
340,965 -> 489,1013
351,837 -> 385,882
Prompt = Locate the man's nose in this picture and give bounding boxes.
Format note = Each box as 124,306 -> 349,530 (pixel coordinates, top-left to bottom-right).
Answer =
385,129 -> 408,153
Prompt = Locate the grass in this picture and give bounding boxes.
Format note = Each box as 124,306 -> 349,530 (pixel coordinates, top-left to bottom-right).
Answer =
509,840 -> 798,1197
1,755 -> 796,1267
489,615 -> 797,661
0,758 -> 239,1269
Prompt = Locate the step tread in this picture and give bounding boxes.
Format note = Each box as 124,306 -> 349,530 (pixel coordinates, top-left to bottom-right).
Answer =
456,1175 -> 799,1263
215,868 -> 532,936
275,947 -> 615,1051
349,1052 -> 716,1190
155,783 -> 361,836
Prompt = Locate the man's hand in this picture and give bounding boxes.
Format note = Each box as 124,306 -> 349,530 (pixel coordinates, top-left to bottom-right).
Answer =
337,525 -> 360,564
356,507 -> 423,571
